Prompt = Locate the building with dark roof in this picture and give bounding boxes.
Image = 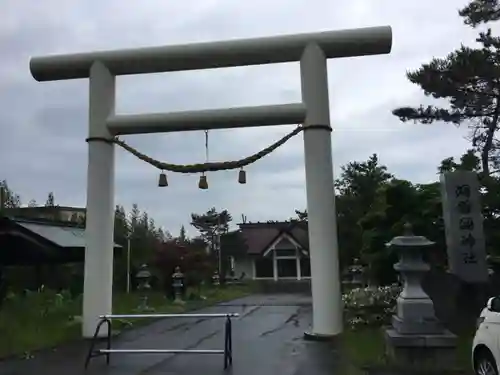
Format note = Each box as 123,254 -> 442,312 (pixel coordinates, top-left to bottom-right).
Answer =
220,220 -> 311,281
0,216 -> 121,266
5,206 -> 86,223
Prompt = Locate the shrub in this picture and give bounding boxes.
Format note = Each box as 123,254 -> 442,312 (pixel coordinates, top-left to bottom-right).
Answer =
154,240 -> 216,298
3,286 -> 79,319
343,284 -> 401,329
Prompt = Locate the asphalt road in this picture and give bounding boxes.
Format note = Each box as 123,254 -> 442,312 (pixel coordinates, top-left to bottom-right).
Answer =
0,294 -> 341,375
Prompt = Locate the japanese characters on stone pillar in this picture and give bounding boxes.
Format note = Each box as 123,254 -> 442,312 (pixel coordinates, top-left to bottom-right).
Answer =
440,171 -> 488,283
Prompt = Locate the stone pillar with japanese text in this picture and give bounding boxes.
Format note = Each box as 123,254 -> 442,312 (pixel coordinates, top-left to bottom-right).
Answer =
440,171 -> 488,283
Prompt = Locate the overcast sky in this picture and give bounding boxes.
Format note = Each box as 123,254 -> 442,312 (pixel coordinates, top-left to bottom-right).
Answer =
1,0 -> 487,236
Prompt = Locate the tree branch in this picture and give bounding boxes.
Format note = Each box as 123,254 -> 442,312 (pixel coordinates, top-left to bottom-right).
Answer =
460,0 -> 500,27
393,105 -> 496,124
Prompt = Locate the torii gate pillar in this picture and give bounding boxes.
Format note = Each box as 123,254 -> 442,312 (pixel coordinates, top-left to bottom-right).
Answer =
300,43 -> 342,339
30,26 -> 392,339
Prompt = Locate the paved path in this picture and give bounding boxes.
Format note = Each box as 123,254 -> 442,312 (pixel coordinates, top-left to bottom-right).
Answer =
0,294 -> 341,375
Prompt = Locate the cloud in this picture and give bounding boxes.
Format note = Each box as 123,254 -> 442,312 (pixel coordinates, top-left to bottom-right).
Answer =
0,0 -> 480,235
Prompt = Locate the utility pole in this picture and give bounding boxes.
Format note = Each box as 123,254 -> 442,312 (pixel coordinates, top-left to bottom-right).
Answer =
217,214 -> 223,283
0,186 -> 5,213
0,186 -> 4,297
126,223 -> 134,294
126,235 -> 131,293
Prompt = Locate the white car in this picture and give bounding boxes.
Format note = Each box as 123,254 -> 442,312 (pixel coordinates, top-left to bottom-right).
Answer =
473,296 -> 500,375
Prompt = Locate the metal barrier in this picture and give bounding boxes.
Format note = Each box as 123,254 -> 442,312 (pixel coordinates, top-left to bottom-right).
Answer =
84,312 -> 238,370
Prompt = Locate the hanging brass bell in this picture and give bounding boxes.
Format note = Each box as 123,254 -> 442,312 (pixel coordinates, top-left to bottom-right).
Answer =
238,169 -> 247,184
158,172 -> 168,187
198,174 -> 208,190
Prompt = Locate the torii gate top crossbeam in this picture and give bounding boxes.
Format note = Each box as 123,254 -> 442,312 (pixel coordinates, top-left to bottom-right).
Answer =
30,26 -> 392,82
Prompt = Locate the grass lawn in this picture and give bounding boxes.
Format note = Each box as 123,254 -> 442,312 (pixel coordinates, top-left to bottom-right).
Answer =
0,284 -> 252,359
338,327 -> 474,375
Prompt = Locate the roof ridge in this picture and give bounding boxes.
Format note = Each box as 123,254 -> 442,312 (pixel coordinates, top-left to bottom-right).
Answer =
9,216 -> 84,228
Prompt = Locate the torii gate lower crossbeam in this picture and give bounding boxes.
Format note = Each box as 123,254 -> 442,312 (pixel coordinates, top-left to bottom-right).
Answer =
30,26 -> 392,340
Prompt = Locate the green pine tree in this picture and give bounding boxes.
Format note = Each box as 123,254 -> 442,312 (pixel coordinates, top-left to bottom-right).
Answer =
393,0 -> 500,176
45,192 -> 55,207
0,180 -> 21,210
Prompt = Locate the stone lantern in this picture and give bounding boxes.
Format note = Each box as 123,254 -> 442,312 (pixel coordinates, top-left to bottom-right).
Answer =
212,270 -> 220,286
384,223 -> 457,369
171,266 -> 185,304
136,264 -> 152,311
386,223 -> 442,334
347,258 -> 365,287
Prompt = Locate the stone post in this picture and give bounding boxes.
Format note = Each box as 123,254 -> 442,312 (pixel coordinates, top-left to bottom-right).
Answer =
347,258 -> 365,288
136,264 -> 152,311
172,266 -> 186,305
385,223 -> 457,370
440,171 -> 488,283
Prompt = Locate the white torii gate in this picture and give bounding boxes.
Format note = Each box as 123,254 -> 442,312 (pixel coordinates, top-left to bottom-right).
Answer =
30,26 -> 392,340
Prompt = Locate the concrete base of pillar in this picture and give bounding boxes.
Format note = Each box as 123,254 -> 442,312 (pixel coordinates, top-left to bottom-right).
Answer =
385,328 -> 458,371
173,298 -> 186,305
303,330 -> 340,342
391,315 -> 444,335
